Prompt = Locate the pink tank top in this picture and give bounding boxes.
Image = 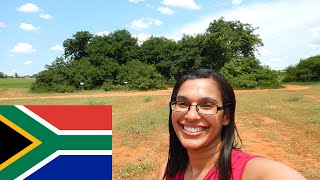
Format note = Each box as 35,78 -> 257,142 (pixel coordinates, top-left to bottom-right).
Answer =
165,149 -> 258,180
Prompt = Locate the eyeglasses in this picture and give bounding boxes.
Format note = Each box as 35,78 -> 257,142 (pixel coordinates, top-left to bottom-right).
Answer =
170,101 -> 225,115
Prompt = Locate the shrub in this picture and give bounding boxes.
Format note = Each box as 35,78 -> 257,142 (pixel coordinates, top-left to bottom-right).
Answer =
116,60 -> 166,90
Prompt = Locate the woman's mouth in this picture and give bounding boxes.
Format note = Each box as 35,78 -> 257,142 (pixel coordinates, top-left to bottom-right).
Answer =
183,125 -> 205,133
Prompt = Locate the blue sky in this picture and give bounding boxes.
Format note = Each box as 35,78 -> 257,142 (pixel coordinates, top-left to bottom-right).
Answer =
1,0 -> 320,76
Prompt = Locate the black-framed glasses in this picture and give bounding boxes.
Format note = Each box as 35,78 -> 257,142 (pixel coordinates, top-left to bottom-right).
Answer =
170,101 -> 225,115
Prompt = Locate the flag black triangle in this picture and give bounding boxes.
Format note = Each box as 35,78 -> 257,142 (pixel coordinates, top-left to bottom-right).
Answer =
0,121 -> 32,164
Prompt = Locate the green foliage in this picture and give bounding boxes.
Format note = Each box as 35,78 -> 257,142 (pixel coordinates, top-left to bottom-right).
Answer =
116,60 -> 166,90
102,80 -> 125,91
139,36 -> 177,79
63,31 -> 93,60
283,55 -> 320,82
31,18 -> 279,92
0,72 -> 6,78
202,17 -> 263,70
221,57 -> 281,89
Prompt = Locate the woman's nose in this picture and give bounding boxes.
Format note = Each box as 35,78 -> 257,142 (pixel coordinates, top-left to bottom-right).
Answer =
185,105 -> 201,121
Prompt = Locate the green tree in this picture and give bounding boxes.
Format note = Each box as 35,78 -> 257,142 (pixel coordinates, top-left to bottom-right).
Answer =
203,17 -> 263,70
87,29 -> 138,65
172,34 -> 205,78
63,31 -> 94,60
30,57 -> 76,92
116,60 -> 166,90
139,36 -> 177,80
0,72 -> 6,78
221,57 -> 280,89
283,55 -> 320,82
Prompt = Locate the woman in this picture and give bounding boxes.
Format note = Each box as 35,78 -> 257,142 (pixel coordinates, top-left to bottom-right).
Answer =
158,69 -> 305,180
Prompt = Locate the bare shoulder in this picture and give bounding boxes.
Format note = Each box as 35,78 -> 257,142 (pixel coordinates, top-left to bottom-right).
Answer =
157,162 -> 167,180
242,157 -> 306,180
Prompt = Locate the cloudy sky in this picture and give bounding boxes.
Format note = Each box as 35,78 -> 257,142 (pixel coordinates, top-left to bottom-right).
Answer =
1,0 -> 320,76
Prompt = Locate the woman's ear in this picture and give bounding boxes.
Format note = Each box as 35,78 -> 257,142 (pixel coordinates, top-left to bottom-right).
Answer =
223,110 -> 230,125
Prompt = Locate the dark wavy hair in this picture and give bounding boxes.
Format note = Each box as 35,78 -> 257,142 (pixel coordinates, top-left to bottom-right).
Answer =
164,69 -> 242,180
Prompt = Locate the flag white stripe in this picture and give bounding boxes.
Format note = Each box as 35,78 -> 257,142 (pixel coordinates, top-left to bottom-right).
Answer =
15,105 -> 112,135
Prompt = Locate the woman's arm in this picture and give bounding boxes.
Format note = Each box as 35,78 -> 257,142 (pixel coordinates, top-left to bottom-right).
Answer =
243,157 -> 306,180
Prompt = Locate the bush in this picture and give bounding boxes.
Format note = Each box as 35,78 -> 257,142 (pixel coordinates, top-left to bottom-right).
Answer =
102,80 -> 125,91
116,60 -> 166,90
283,55 -> 320,82
221,57 -> 281,89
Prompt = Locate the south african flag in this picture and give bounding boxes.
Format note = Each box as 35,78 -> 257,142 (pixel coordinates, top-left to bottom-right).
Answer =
0,105 -> 112,179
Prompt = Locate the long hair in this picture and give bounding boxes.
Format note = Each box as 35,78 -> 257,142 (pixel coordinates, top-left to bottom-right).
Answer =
164,69 -> 242,180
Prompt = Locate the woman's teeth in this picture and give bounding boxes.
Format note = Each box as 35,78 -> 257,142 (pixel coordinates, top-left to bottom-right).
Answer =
183,126 -> 205,133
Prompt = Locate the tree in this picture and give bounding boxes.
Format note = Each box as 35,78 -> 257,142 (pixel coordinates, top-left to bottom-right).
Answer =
87,29 -> 138,65
139,36 -> 177,80
63,31 -> 94,60
0,72 -> 5,78
171,34 -> 205,78
283,55 -> 320,82
202,17 -> 263,70
221,57 -> 280,89
116,60 -> 166,90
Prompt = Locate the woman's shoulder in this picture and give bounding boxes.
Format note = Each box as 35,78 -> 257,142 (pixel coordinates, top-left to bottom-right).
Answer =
243,157 -> 306,180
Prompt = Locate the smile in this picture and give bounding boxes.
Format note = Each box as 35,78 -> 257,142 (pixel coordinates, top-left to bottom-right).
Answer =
183,126 -> 205,133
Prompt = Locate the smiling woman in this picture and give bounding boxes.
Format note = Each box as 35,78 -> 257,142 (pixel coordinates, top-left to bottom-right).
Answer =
158,69 -> 305,180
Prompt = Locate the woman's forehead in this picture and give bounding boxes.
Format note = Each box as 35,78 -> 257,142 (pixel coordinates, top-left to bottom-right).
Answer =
177,78 -> 222,100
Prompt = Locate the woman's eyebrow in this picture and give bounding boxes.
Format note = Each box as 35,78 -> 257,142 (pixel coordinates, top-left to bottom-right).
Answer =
176,95 -> 188,100
176,96 -> 218,103
200,97 -> 218,102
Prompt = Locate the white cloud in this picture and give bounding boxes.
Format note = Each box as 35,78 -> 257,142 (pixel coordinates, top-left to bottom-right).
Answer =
40,13 -> 53,20
11,43 -> 36,54
153,19 -> 163,26
310,26 -> 320,37
146,4 -> 154,9
96,31 -> 109,36
161,0 -> 200,10
130,18 -> 162,30
16,3 -> 40,13
232,0 -> 242,5
24,61 -> 32,65
134,33 -> 151,45
157,7 -> 175,15
20,23 -> 40,31
129,0 -> 144,4
0,21 -> 6,28
50,45 -> 64,51
165,0 -> 320,70
11,69 -> 17,72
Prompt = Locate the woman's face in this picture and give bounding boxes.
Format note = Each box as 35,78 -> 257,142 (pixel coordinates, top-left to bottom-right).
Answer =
172,78 -> 229,150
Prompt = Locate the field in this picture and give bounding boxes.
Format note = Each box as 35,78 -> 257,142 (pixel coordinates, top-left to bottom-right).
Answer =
0,78 -> 35,88
0,79 -> 319,179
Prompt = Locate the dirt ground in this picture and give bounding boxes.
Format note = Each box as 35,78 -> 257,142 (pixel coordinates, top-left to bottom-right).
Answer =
1,85 -> 318,179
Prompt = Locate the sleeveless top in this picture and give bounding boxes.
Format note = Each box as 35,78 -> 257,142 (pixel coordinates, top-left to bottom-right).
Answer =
165,149 -> 258,180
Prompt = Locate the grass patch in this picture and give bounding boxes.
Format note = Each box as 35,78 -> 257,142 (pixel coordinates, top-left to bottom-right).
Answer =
284,96 -> 303,101
0,78 -> 35,88
86,98 -> 107,105
116,162 -> 155,179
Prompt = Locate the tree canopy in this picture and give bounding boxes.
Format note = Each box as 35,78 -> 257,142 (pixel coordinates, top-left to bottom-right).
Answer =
283,55 -> 320,82
31,17 -> 281,92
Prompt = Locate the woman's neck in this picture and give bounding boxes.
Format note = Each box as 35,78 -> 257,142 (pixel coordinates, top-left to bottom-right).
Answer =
185,141 -> 222,179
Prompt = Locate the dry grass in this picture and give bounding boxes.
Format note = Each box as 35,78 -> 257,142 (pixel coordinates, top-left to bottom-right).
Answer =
0,83 -> 319,179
